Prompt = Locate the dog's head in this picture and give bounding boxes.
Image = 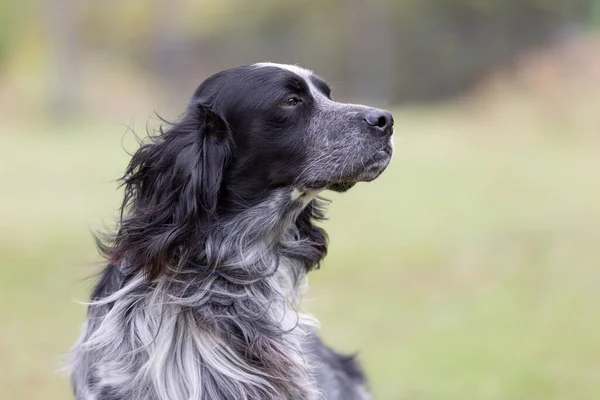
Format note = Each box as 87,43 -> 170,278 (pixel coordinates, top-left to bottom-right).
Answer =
111,63 -> 393,278
192,63 -> 393,205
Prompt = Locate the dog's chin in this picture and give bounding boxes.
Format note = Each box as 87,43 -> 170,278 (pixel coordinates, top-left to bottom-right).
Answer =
320,148 -> 392,193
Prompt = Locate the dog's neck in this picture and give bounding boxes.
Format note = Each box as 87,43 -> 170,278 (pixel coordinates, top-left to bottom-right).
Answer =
203,188 -> 322,286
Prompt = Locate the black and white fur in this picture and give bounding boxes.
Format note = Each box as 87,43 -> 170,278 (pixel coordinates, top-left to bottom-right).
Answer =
69,63 -> 394,400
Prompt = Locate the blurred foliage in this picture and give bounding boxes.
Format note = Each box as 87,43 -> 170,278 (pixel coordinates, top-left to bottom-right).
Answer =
0,0 -> 591,114
590,0 -> 600,26
0,1 -> 19,63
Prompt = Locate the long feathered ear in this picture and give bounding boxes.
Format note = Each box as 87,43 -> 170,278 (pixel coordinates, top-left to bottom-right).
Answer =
99,104 -> 233,280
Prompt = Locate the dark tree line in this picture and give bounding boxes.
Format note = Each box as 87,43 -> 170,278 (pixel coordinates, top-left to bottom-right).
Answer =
128,0 -> 589,103
7,0 -> 591,113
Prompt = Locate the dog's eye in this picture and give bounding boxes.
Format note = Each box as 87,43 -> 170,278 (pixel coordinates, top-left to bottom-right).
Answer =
281,97 -> 301,107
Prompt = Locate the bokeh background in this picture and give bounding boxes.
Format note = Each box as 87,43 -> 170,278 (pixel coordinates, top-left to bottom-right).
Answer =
2,1 -> 600,399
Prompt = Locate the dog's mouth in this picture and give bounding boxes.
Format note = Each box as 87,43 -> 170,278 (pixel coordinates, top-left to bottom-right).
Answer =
306,143 -> 393,193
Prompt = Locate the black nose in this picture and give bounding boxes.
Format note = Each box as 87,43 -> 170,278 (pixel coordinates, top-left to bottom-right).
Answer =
363,108 -> 394,135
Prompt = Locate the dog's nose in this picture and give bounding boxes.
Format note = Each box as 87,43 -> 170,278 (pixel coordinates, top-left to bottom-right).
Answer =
363,108 -> 394,136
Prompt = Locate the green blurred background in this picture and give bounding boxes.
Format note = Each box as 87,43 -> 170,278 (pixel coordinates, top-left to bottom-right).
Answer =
1,1 -> 600,399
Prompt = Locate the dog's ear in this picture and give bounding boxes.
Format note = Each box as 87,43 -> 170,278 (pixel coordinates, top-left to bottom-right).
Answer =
189,104 -> 234,214
100,103 -> 233,280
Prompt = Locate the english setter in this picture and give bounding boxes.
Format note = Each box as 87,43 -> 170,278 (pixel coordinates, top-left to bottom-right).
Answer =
70,63 -> 394,400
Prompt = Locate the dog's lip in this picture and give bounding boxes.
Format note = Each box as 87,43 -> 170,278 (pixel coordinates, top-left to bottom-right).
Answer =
379,142 -> 393,157
368,144 -> 393,165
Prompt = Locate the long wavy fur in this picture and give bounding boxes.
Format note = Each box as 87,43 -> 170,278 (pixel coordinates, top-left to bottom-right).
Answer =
70,106 -> 335,400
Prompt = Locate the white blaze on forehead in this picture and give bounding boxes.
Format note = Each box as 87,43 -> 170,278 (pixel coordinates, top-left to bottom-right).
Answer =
253,62 -> 313,81
253,62 -> 324,99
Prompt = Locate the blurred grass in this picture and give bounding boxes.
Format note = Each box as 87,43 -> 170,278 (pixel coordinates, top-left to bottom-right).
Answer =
1,102 -> 600,400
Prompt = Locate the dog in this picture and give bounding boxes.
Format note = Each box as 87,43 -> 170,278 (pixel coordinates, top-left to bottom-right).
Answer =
69,63 -> 394,400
